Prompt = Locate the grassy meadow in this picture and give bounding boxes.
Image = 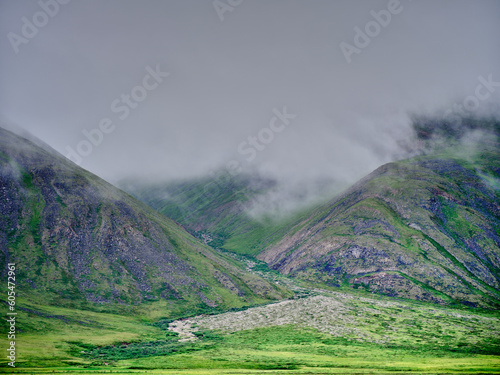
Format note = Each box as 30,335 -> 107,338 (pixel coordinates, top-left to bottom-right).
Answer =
1,289 -> 499,374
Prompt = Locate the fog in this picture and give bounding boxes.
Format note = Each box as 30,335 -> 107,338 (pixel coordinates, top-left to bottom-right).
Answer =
1,0 -> 499,208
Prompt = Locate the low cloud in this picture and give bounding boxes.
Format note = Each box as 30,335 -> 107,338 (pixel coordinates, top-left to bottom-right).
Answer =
1,0 -> 499,217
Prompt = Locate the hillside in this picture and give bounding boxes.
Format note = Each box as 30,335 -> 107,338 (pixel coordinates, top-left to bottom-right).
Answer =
0,127 -> 289,313
259,141 -> 500,307
122,119 -> 500,308
1,125 -> 499,372
119,172 -> 285,254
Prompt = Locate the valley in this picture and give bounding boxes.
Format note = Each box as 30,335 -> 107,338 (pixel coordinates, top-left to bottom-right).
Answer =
1,121 -> 499,374
3,1 -> 500,372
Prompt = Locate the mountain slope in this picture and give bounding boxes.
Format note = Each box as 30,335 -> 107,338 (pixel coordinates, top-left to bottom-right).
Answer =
116,118 -> 500,308
258,142 -> 500,307
0,127 -> 289,311
119,172 -> 285,254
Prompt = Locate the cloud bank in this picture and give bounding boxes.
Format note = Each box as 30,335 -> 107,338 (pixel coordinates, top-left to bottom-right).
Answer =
1,0 -> 499,198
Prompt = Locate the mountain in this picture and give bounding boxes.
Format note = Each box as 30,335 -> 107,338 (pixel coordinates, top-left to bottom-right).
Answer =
2,125 -> 499,373
0,127 -> 289,312
258,141 -> 500,307
119,172 -> 287,255
122,119 -> 500,308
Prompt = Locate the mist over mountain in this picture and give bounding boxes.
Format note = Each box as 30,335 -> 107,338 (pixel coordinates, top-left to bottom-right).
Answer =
258,133 -> 500,308
2,1 -> 500,372
119,115 -> 500,309
3,0 -> 500,311
120,111 -> 500,225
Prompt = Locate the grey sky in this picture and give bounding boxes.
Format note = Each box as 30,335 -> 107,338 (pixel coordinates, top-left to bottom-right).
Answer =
1,0 -> 499,187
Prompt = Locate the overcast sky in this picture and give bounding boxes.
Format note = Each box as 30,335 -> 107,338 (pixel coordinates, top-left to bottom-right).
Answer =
1,0 -> 499,189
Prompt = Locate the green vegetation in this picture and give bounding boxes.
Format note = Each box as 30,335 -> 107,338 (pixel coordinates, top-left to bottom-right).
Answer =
119,172 -> 317,257
120,135 -> 500,308
251,140 -> 500,308
2,121 -> 500,374
1,292 -> 499,374
0,126 -> 289,319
